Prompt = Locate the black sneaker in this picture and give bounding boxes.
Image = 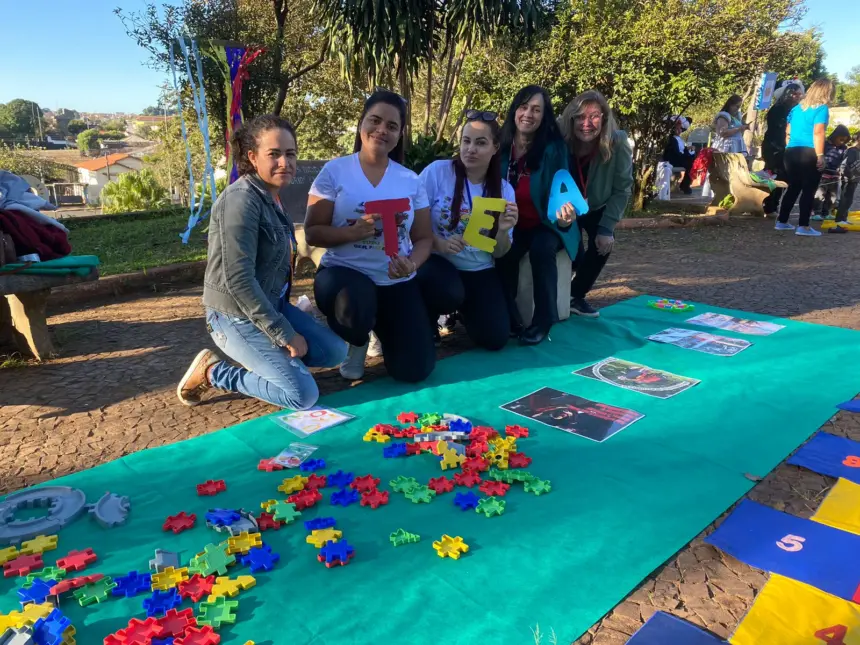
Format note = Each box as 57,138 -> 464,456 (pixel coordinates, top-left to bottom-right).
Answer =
570,297 -> 600,318
829,225 -> 848,234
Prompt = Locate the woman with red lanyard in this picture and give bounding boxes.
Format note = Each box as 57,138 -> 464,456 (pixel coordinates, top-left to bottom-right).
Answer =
496,85 -> 579,346
558,91 -> 633,318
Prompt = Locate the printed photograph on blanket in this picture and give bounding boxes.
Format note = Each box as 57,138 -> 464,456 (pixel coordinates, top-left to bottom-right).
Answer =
574,357 -> 700,399
500,387 -> 644,442
686,312 -> 784,336
271,406 -> 355,437
648,327 -> 752,357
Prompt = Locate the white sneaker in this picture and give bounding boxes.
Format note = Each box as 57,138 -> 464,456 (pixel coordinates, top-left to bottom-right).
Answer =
774,222 -> 795,231
795,226 -> 822,237
367,332 -> 383,358
339,342 -> 368,380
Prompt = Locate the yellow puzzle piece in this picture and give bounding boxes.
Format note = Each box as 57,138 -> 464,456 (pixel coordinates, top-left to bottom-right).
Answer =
227,531 -> 263,555
439,449 -> 465,471
306,528 -> 343,548
209,574 -> 256,600
260,499 -> 278,512
432,535 -> 469,560
151,566 -> 189,591
812,477 -> 860,535
0,546 -> 19,565
0,602 -> 53,631
278,475 -> 308,494
363,429 -> 390,443
19,534 -> 58,555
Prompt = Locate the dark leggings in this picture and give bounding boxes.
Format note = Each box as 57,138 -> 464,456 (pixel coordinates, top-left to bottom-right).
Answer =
762,150 -> 786,214
314,265 -> 435,383
570,206 -> 610,299
417,254 -> 510,351
778,147 -> 822,227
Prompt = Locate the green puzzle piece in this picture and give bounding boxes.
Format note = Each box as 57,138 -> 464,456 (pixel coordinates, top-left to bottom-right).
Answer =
405,486 -> 436,504
73,576 -> 117,607
524,478 -> 552,495
389,476 -> 420,493
198,595 -> 239,629
189,543 -> 236,577
476,497 -> 506,517
23,566 -> 67,588
269,501 -> 301,524
418,412 -> 443,426
488,469 -> 535,484
389,529 -> 421,547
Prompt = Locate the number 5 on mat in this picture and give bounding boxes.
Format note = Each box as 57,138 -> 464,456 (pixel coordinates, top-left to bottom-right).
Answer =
776,534 -> 805,552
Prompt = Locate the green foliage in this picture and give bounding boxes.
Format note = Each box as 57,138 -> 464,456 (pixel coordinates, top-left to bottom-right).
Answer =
101,168 -> 170,214
404,132 -> 456,174
77,129 -> 101,150
0,99 -> 45,137
843,66 -> 860,114
98,130 -> 126,140
101,119 -> 127,132
67,119 -> 88,135
0,145 -> 75,182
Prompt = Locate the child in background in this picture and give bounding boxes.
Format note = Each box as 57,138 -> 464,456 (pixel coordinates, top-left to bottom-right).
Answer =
830,131 -> 860,234
813,125 -> 851,221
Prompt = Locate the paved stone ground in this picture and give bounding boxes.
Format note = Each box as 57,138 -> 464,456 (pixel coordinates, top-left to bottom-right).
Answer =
3,215 -> 860,643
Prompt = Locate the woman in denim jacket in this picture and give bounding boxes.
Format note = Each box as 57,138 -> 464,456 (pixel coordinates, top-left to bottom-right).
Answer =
177,115 -> 346,409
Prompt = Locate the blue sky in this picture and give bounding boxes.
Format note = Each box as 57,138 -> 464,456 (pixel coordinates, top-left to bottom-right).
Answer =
0,0 -> 858,114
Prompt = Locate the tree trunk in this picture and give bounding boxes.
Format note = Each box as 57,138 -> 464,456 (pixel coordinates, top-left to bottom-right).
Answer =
398,59 -> 412,151
423,12 -> 435,136
271,0 -> 288,114
436,45 -> 466,143
437,46 -> 456,128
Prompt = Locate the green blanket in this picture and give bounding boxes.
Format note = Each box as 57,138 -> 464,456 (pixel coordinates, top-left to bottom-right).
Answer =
2,295 -> 858,644
0,255 -> 99,276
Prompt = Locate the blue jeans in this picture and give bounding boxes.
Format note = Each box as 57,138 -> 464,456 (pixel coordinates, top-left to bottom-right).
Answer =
206,303 -> 347,410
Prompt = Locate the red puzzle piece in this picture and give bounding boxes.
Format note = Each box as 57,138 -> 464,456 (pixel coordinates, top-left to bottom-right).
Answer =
463,457 -> 490,472
163,511 -> 197,534
405,443 -> 423,456
427,476 -> 455,494
158,607 -> 197,637
113,617 -> 162,644
350,475 -> 380,493
507,452 -> 532,469
397,412 -> 420,424
257,458 -> 284,472
470,426 -> 499,441
304,474 -> 328,490
374,424 -> 397,436
505,424 -> 530,438
287,488 -> 323,511
479,480 -> 511,496
453,471 -> 482,487
55,548 -> 97,572
317,551 -> 355,568
177,574 -> 215,602
255,512 -> 283,531
196,479 -> 226,496
392,425 -> 421,438
50,573 -> 104,595
365,198 -> 410,256
466,441 -> 490,458
174,625 -> 221,645
3,553 -> 43,577
360,489 -> 389,509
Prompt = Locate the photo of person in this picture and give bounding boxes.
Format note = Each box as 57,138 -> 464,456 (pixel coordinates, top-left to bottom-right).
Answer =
575,358 -> 700,399
501,387 -> 643,442
648,328 -> 752,357
686,312 -> 784,336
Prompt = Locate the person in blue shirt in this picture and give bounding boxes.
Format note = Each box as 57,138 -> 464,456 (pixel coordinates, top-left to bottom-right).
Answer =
775,78 -> 836,237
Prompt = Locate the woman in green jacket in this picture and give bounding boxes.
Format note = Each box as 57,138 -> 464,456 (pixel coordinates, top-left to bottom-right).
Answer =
558,91 -> 634,317
496,85 -> 580,346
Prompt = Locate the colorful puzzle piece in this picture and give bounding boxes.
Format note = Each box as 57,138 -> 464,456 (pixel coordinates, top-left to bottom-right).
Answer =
163,511 -> 197,534
350,474 -> 381,493
0,602 -> 52,632
112,570 -> 153,597
239,544 -> 279,573
389,476 -> 420,493
397,412 -> 420,423
205,509 -> 241,527
427,476 -> 455,494
330,488 -> 360,507
174,624 -> 221,644
479,480 -> 510,497
389,529 -> 421,547
303,474 -> 328,490
55,548 -> 97,572
383,443 -> 408,458
363,429 -> 391,443
196,480 -> 227,496
111,617 -> 162,644
287,488 -> 323,511
404,486 -> 436,504
419,413 -> 444,426
226,531 -> 263,555
72,575 -> 116,606
463,456 -> 490,472
198,596 -> 238,630
453,491 -> 481,511
505,424 -> 529,438
306,528 -> 342,548
178,574 -> 215,602
260,501 -> 301,524
30,607 -> 72,645
150,566 -> 189,591
507,452 -> 532,468
143,587 -> 182,617
3,553 -> 43,578
208,574 -> 256,600
19,535 -> 58,556
277,475 -> 308,495
189,544 -> 235,577
255,512 -> 284,531
327,470 -> 355,488
453,471 -> 482,487
257,457 -> 284,472
17,578 -> 56,605
448,419 -> 472,433
304,517 -> 336,531
317,540 -> 355,568
0,546 -> 19,566
360,489 -> 389,509
524,478 -> 552,495
432,535 -> 469,559
49,573 -> 103,596
439,450 -> 465,471
299,458 -> 326,472
22,566 -> 66,588
157,607 -> 196,638
476,497 -> 507,517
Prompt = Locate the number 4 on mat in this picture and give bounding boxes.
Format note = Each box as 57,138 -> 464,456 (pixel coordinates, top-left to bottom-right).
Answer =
776,534 -> 806,552
815,625 -> 847,644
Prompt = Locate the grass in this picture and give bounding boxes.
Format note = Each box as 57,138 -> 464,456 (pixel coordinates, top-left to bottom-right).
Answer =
0,353 -> 30,369
66,211 -> 207,276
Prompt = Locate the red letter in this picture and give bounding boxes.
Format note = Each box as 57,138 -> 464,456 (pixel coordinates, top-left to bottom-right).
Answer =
366,198 -> 410,257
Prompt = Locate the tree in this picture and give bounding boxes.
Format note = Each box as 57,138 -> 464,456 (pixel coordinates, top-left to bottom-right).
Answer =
101,168 -> 170,214
102,119 -> 128,132
0,99 -> 45,137
67,119 -> 88,135
77,129 -> 101,151
844,66 -> 860,114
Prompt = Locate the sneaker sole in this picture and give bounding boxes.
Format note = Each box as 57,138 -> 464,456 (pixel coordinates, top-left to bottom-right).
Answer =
176,349 -> 214,407
339,367 -> 365,381
571,308 -> 600,319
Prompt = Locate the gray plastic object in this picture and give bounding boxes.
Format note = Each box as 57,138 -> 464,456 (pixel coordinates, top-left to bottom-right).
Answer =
149,549 -> 182,572
0,626 -> 35,645
87,492 -> 131,528
0,486 -> 87,546
206,509 -> 259,537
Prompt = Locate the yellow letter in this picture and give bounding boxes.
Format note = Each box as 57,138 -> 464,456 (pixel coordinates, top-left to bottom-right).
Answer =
463,197 -> 507,252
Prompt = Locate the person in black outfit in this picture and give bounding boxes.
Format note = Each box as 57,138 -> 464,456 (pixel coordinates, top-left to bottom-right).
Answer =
661,117 -> 696,194
761,82 -> 803,216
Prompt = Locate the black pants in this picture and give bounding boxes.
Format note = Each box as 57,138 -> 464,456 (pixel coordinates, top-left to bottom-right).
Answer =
678,155 -> 695,191
778,147 -> 822,227
417,254 -> 510,351
837,181 -> 858,223
314,265 -> 435,383
570,207 -> 610,300
496,225 -> 563,331
762,149 -> 786,214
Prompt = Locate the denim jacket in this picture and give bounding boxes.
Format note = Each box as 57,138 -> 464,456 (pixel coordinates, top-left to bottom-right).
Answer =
203,173 -> 297,346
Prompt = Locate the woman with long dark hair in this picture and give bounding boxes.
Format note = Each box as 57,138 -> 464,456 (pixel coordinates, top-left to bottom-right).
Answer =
762,82 -> 803,217
495,85 -> 579,346
416,111 -> 519,351
177,115 -> 347,409
305,90 -> 436,382
712,94 -> 750,155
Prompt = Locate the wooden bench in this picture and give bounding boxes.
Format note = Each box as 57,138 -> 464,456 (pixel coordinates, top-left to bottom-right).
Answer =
708,152 -> 787,215
0,268 -> 99,360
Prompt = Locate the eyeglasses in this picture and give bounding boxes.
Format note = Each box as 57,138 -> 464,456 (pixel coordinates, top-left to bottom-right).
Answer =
465,109 -> 498,122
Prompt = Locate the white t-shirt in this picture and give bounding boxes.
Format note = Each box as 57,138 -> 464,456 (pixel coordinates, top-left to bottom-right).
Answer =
309,154 -> 429,285
419,159 -> 515,272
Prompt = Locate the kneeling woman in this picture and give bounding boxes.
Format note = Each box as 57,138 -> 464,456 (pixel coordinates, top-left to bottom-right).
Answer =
305,90 -> 436,382
177,115 -> 347,409
417,112 -> 518,350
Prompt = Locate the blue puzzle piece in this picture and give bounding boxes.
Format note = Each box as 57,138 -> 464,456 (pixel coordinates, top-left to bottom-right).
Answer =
112,570 -> 153,597
239,543 -> 280,573
453,491 -> 480,511
628,611 -> 725,644
787,432 -> 860,484
318,539 -> 354,564
152,639 -> 175,645
705,499 -> 860,602
18,578 -> 56,605
327,470 -> 354,488
448,419 -> 472,434
330,488 -> 360,507
143,587 -> 181,617
382,443 -> 408,458
300,458 -> 326,472
31,608 -> 72,645
304,517 -> 337,531
205,508 -> 242,527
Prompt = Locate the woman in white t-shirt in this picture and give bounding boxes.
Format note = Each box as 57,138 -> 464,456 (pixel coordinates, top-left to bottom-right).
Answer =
417,112 -> 518,350
305,90 -> 436,383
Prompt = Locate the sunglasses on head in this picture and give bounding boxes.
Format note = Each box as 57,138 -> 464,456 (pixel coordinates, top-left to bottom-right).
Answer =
464,109 -> 498,122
